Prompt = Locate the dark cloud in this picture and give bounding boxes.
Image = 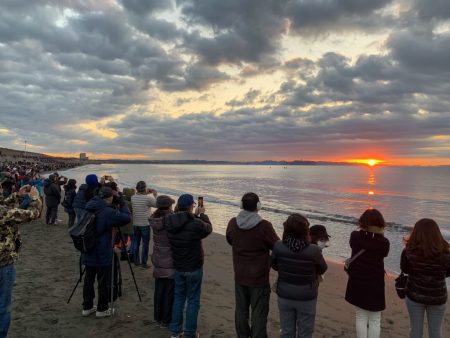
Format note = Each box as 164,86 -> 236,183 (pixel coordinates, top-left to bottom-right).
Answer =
0,0 -> 449,161
226,89 -> 262,107
120,0 -> 174,15
412,0 -> 450,21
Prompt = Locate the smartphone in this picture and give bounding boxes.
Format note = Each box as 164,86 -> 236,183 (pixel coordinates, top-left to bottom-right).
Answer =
198,196 -> 204,207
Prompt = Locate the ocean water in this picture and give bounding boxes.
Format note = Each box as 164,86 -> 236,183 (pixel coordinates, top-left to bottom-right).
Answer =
60,164 -> 450,274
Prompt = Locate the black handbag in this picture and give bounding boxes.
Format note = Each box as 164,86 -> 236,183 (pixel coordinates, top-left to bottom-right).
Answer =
395,272 -> 408,299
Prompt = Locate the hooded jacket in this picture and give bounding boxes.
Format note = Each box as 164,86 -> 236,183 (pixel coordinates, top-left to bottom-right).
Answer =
72,184 -> 88,209
43,178 -> 61,207
163,212 -> 212,272
271,241 -> 327,300
81,196 -> 131,267
345,229 -> 390,311
149,209 -> 175,278
63,185 -> 76,213
226,211 -> 280,288
401,249 -> 450,305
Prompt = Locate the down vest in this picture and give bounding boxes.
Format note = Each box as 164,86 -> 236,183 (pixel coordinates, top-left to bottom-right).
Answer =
400,249 -> 450,305
149,209 -> 175,279
271,241 -> 327,301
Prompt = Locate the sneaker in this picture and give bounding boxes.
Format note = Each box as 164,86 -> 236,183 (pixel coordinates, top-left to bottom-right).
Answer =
82,306 -> 96,317
170,334 -> 183,338
96,308 -> 115,318
141,263 -> 151,269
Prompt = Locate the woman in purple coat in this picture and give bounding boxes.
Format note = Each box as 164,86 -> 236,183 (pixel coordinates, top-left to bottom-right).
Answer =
345,208 -> 390,338
149,195 -> 176,328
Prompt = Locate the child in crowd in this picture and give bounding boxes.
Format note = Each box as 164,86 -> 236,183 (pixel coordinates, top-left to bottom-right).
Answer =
309,224 -> 331,250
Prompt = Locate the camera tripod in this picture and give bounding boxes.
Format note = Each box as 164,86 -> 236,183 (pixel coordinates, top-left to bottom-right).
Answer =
67,227 -> 142,306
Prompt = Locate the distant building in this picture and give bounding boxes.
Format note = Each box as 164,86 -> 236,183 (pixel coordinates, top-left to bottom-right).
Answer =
79,153 -> 88,160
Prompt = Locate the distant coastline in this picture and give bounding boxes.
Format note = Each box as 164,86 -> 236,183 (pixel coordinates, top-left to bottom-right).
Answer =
2,146 -> 449,167
87,159 -> 355,166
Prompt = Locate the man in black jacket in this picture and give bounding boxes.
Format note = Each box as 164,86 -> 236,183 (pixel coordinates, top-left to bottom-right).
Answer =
164,194 -> 212,338
43,174 -> 61,224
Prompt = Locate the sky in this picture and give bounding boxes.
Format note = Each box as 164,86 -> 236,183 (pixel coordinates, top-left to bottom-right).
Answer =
1,0 -> 450,165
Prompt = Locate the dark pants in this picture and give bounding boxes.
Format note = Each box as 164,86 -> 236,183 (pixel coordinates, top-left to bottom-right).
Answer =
235,284 -> 271,338
67,212 -> 76,228
83,265 -> 112,312
154,278 -> 175,324
45,205 -> 58,224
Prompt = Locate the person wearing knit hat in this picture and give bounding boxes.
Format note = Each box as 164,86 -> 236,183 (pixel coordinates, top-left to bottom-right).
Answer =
85,174 -> 98,186
149,195 -> 176,327
130,180 -> 157,268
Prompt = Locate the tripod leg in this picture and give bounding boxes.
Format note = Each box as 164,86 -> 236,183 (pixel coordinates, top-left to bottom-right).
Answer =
67,267 -> 85,304
118,228 -> 142,302
67,256 -> 85,304
110,242 -> 115,319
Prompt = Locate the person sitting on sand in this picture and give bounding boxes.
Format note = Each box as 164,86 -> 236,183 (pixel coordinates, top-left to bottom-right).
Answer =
149,195 -> 176,329
271,214 -> 328,338
345,208 -> 390,338
401,218 -> 450,338
226,192 -> 279,338
309,224 -> 331,251
81,186 -> 130,318
164,194 -> 212,338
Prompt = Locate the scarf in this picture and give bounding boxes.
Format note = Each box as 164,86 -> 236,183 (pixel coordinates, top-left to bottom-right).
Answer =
283,235 -> 308,253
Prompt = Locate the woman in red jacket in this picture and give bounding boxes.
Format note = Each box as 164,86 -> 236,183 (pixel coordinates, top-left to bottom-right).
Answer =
401,218 -> 450,338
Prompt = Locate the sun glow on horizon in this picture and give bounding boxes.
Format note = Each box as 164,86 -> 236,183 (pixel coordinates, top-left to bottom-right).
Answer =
347,159 -> 384,166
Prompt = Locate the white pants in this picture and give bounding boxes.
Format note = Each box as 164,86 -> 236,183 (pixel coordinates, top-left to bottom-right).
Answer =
355,307 -> 381,338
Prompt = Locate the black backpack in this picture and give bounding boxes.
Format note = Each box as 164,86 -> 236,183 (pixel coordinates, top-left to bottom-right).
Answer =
69,211 -> 98,253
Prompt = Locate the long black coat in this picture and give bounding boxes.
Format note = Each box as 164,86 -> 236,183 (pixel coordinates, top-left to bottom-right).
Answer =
345,230 -> 390,311
43,179 -> 61,207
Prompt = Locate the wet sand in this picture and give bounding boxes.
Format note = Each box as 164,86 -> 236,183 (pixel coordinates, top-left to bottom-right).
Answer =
8,210 -> 450,338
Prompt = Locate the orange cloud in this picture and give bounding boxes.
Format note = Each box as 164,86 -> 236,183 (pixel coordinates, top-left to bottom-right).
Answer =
155,148 -> 182,153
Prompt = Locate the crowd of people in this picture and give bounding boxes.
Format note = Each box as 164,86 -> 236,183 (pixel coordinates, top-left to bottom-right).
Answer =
1,170 -> 450,338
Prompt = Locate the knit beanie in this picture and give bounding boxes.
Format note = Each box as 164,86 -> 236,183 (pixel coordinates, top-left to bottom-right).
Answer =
85,174 -> 98,186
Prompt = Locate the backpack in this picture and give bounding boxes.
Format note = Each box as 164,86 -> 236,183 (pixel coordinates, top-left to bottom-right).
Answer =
68,211 -> 98,253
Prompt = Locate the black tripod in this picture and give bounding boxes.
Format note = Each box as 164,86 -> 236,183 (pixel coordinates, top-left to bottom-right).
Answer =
66,227 -> 142,304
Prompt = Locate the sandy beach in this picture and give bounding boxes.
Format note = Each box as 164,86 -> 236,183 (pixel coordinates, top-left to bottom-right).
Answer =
8,211 -> 450,338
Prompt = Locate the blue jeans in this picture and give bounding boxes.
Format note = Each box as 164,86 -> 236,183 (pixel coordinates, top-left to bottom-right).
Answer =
170,268 -> 203,338
278,296 -> 316,338
0,264 -> 16,338
133,226 -> 150,265
406,297 -> 447,338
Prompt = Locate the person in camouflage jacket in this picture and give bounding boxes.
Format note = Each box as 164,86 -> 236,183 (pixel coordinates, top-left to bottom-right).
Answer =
0,187 -> 41,337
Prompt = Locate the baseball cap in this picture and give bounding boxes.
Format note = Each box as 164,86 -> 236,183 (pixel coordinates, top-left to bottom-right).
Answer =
177,194 -> 195,209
